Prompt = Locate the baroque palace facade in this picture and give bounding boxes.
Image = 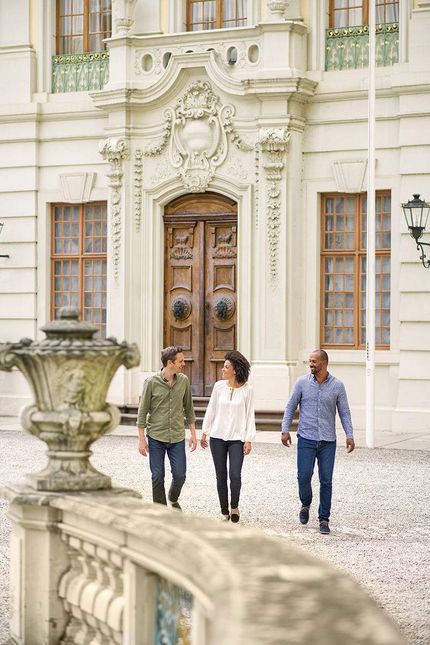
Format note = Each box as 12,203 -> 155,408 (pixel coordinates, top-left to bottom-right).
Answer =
0,0 -> 429,432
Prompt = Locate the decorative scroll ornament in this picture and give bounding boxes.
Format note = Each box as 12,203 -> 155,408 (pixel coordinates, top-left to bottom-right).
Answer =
171,296 -> 192,321
99,137 -> 129,280
214,296 -> 235,321
258,128 -> 291,281
135,81 -> 254,194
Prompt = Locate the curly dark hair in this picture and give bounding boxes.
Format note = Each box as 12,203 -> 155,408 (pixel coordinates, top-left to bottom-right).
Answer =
224,350 -> 250,384
161,346 -> 182,367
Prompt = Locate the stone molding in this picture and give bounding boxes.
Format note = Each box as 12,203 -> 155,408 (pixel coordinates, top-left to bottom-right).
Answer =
258,127 -> 291,281
99,137 -> 129,280
59,172 -> 95,203
332,159 -> 368,193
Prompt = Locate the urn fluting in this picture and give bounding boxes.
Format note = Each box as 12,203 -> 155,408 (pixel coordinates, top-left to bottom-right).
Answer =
0,307 -> 140,491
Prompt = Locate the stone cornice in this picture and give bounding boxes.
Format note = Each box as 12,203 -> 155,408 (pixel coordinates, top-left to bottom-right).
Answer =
91,54 -> 316,110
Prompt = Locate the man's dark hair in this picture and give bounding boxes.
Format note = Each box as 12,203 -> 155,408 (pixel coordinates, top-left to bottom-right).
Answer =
224,350 -> 251,384
312,349 -> 329,364
161,346 -> 182,367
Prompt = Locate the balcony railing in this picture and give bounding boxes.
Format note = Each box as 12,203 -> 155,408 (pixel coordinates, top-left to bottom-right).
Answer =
325,22 -> 399,71
52,50 -> 109,93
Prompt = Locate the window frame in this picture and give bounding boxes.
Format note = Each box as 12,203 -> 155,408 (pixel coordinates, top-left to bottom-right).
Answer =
186,0 -> 247,31
320,191 -> 391,350
328,0 -> 399,28
56,0 -> 112,55
50,202 -> 108,337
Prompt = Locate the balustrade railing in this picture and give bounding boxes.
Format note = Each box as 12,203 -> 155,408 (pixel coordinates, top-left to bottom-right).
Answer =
325,22 -> 399,71
52,51 -> 109,93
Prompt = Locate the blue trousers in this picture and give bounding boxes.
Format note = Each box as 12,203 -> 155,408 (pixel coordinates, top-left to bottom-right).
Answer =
210,438 -> 244,515
297,435 -> 337,522
148,436 -> 186,505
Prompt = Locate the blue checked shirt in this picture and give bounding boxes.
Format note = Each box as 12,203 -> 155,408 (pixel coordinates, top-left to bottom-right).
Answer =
282,373 -> 353,441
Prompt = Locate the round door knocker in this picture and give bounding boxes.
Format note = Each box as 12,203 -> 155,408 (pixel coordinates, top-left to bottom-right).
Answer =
214,296 -> 235,321
171,296 -> 192,321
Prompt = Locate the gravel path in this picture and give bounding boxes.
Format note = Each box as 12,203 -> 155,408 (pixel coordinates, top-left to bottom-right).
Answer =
1,430 -> 429,644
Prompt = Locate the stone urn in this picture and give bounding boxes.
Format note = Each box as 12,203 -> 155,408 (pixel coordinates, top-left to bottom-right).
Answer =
0,307 -> 140,491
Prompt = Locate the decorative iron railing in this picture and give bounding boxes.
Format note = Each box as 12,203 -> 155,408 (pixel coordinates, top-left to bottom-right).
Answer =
325,22 -> 399,71
52,50 -> 109,93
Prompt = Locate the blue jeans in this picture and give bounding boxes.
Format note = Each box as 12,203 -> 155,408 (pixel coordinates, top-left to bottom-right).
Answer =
297,435 -> 337,522
148,436 -> 186,505
210,438 -> 244,515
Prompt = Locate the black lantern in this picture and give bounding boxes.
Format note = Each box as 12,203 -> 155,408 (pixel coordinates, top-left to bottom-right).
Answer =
402,194 -> 430,268
0,222 -> 10,259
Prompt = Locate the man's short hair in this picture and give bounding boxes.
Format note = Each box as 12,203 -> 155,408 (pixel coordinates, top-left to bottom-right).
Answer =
312,349 -> 329,364
161,346 -> 182,367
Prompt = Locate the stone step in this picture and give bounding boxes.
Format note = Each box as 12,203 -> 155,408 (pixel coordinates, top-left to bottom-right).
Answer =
120,400 -> 298,431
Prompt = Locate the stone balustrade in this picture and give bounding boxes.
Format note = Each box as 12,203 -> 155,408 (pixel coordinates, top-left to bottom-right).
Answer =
1,483 -> 406,645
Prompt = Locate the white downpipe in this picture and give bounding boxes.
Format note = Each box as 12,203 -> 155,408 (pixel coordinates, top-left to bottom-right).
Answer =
366,0 -> 376,448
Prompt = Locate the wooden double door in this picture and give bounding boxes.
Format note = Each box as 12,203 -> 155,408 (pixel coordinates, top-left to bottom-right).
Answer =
164,194 -> 237,396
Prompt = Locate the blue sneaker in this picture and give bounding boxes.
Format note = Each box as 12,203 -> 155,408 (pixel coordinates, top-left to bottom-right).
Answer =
319,520 -> 330,535
299,506 -> 310,525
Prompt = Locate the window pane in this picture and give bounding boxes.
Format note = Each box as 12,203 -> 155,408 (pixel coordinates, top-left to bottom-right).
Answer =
321,191 -> 390,349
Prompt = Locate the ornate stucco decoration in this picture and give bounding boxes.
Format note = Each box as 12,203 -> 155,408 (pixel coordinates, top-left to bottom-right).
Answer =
167,80 -> 231,192
267,0 -> 289,20
135,81 -> 254,196
134,149 -> 143,230
258,128 -> 291,281
99,137 -> 129,280
112,0 -> 138,35
0,307 -> 140,491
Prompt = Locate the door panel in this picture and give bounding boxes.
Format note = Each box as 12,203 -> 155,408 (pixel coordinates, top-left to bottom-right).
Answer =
164,194 -> 237,396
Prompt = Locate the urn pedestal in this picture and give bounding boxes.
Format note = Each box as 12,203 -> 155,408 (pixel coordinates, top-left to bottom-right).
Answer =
0,307 -> 140,491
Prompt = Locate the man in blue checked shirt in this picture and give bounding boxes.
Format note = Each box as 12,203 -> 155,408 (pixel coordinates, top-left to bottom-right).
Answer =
281,349 -> 355,535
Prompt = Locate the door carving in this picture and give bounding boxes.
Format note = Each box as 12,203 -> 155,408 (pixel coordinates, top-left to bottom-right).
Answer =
164,194 -> 237,396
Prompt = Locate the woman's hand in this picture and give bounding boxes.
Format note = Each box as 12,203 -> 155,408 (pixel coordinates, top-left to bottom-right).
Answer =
243,441 -> 252,455
200,433 -> 208,449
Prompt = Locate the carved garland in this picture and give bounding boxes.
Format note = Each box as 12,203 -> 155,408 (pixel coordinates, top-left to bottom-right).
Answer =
134,81 -> 254,198
99,138 -> 129,280
134,149 -> 143,231
257,128 -> 291,281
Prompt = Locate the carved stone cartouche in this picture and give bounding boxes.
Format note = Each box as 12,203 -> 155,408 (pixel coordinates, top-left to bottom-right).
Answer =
0,307 -> 140,491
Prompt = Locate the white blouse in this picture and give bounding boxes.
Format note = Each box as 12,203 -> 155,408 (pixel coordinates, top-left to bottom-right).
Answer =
202,380 -> 257,442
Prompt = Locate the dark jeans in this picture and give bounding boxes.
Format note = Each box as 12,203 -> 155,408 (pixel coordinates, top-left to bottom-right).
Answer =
210,437 -> 244,515
297,435 -> 337,522
148,436 -> 186,505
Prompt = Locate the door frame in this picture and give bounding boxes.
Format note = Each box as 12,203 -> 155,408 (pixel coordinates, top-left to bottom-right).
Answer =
138,176 -> 253,373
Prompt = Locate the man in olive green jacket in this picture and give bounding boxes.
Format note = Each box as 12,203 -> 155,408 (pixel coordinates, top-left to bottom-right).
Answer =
137,346 -> 197,508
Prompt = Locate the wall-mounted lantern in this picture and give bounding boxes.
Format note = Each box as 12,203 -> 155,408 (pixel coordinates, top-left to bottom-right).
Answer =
402,194 -> 430,268
0,222 -> 10,259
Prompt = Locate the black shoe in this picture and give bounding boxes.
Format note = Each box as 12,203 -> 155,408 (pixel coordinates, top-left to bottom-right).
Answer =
299,506 -> 310,525
170,500 -> 182,511
230,509 -> 240,523
319,520 -> 330,535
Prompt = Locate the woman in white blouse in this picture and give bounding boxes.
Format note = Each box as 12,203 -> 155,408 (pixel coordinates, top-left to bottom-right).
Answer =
201,350 -> 256,523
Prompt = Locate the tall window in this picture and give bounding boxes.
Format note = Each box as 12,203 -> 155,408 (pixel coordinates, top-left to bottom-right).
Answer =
320,193 -> 391,349
329,0 -> 399,28
56,0 -> 112,55
51,203 -> 107,337
187,0 -> 246,31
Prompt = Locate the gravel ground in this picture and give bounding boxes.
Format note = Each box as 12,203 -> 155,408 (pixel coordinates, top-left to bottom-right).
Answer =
0,430 -> 429,645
